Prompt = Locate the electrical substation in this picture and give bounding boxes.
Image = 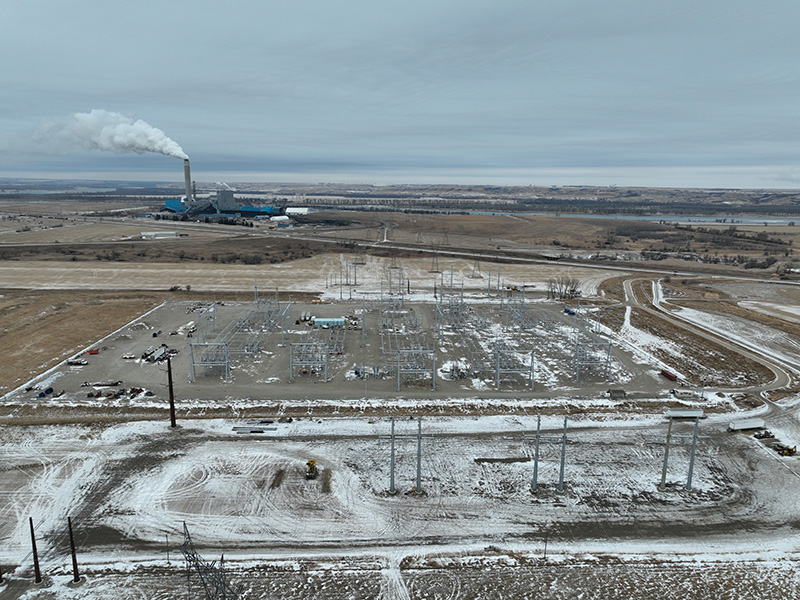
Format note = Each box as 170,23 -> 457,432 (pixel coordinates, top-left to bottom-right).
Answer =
34,256 -> 633,402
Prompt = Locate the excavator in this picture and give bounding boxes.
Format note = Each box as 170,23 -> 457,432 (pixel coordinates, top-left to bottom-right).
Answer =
305,460 -> 319,479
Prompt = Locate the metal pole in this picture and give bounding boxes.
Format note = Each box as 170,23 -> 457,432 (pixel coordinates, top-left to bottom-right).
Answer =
29,517 -> 41,583
281,305 -> 287,347
432,341 -> 436,392
361,298 -> 366,348
68,516 -> 80,583
686,417 -> 700,491
166,533 -> 170,565
531,415 -> 541,493
389,417 -> 396,494
415,418 -> 423,494
659,417 -> 674,491
495,344 -> 501,390
558,416 -> 568,492
289,343 -> 294,382
529,348 -> 535,390
167,355 -> 176,428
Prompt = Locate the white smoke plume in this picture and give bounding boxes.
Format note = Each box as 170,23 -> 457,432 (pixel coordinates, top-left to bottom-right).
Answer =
34,109 -> 188,159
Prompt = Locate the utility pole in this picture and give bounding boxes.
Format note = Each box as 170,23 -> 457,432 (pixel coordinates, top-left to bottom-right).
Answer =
525,416 -> 575,493
68,516 -> 80,583
378,417 -> 431,495
415,418 -> 423,494
389,417 -> 396,494
361,298 -> 366,348
686,417 -> 700,491
659,416 -> 709,492
167,355 -> 176,428
558,416 -> 568,493
659,417 -> 674,491
531,415 -> 541,492
29,517 -> 41,583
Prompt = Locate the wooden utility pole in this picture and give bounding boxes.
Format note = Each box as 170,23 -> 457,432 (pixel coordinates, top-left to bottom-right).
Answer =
29,517 -> 41,583
68,516 -> 80,583
167,355 -> 177,428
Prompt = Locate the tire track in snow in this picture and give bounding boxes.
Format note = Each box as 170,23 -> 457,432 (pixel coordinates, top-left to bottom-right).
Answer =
378,551 -> 411,600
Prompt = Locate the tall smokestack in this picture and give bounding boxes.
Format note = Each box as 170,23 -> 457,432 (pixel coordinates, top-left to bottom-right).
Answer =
183,159 -> 192,203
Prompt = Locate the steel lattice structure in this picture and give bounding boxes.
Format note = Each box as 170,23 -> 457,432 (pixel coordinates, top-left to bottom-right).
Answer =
179,523 -> 242,600
190,290 -> 291,382
572,307 -> 613,383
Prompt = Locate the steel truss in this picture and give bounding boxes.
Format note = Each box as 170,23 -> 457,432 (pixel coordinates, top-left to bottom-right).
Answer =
179,523 -> 242,599
189,342 -> 231,382
396,348 -> 436,391
196,303 -> 218,342
290,329 -> 329,382
378,291 -> 435,390
572,307 -> 613,383
494,340 -> 535,390
190,290 -> 291,382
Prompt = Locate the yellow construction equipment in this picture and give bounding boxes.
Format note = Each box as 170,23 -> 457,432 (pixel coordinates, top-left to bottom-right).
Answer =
305,460 -> 318,479
772,443 -> 797,457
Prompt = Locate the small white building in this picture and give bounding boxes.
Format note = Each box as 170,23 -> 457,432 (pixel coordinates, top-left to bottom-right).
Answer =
285,207 -> 310,216
141,231 -> 179,240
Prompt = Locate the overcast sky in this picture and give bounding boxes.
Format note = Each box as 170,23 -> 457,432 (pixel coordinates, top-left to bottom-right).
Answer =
2,0 -> 800,188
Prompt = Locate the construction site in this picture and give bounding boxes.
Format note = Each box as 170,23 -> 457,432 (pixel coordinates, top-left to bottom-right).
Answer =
1,201 -> 800,599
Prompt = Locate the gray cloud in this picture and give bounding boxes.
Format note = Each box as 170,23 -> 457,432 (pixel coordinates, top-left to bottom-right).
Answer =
2,0 -> 800,188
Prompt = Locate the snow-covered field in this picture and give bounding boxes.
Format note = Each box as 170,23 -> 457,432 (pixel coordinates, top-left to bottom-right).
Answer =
2,414 -> 800,599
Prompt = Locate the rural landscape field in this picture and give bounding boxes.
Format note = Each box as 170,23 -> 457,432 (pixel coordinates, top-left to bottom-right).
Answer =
1,183 -> 799,599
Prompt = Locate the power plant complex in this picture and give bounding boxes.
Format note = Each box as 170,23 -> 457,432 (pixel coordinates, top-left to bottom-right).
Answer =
163,158 -> 284,218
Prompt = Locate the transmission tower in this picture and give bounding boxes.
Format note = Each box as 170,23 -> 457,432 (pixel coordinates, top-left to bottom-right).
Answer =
429,248 -> 441,273
469,259 -> 482,278
179,523 -> 243,599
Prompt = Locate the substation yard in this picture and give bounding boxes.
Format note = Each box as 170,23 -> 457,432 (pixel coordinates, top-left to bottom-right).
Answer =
1,293 -> 741,416
2,291 -> 800,599
4,296 -> 655,405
